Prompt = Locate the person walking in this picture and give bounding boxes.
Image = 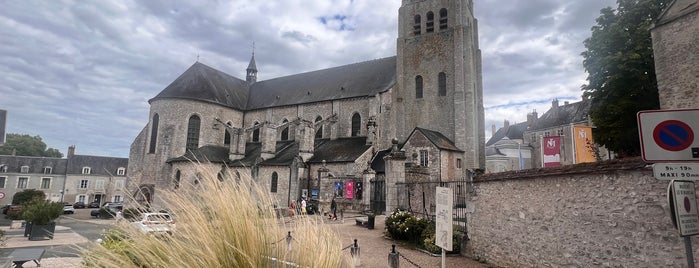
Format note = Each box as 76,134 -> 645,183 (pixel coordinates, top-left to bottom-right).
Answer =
330,198 -> 337,221
289,200 -> 296,218
301,198 -> 307,215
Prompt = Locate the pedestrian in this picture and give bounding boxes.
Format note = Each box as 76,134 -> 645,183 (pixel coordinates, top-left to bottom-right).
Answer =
330,198 -> 337,221
301,198 -> 307,215
115,209 -> 123,221
289,200 -> 296,218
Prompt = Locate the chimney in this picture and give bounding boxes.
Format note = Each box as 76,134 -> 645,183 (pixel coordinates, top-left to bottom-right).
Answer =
67,145 -> 76,158
552,98 -> 559,109
503,120 -> 510,130
491,124 -> 496,136
297,120 -> 315,162
260,123 -> 277,160
564,101 -> 569,105
527,110 -> 538,127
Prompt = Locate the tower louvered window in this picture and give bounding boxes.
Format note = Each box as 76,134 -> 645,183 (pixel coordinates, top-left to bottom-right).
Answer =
415,76 -> 423,99
413,15 -> 421,35
186,115 -> 200,151
271,172 -> 278,193
426,12 -> 434,32
281,119 -> 289,141
252,122 -> 260,142
149,114 -> 159,153
439,8 -> 447,30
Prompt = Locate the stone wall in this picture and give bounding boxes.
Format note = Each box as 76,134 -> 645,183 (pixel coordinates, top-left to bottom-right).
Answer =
467,158 -> 693,267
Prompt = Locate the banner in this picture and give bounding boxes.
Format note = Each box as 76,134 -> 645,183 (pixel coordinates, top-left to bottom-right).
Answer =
573,125 -> 596,163
543,136 -> 561,167
345,181 -> 354,199
334,182 -> 343,197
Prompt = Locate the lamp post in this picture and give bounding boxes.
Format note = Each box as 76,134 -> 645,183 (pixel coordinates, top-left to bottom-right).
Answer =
317,160 -> 328,201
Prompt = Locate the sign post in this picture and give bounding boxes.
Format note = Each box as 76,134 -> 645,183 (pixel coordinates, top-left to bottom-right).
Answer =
435,187 -> 453,268
669,180 -> 699,268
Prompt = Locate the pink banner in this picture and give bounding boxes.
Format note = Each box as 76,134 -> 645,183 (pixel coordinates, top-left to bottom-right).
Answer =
345,181 -> 354,199
543,136 -> 561,167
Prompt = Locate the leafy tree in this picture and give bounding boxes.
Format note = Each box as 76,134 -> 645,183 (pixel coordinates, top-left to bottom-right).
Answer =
12,189 -> 46,205
581,0 -> 670,157
0,133 -> 63,157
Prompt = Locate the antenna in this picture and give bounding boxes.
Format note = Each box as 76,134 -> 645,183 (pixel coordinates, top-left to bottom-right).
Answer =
196,53 -> 200,62
252,41 -> 255,56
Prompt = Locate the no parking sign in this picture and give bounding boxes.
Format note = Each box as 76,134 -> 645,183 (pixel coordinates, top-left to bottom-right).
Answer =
638,109 -> 699,162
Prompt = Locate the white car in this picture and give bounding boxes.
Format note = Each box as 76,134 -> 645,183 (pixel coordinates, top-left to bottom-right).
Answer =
131,213 -> 175,234
63,204 -> 75,214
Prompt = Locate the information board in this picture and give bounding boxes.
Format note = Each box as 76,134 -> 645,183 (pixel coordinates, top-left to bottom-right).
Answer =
435,187 -> 453,251
670,180 -> 699,236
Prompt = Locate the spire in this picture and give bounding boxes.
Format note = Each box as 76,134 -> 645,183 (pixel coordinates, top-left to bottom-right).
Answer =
246,42 -> 257,84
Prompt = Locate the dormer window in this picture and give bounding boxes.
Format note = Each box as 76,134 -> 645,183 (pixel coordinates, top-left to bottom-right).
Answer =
117,167 -> 126,176
82,167 -> 91,175
426,11 -> 434,33
20,166 -> 29,173
439,8 -> 448,30
0,165 -> 6,172
413,15 -> 421,35
42,166 -> 52,174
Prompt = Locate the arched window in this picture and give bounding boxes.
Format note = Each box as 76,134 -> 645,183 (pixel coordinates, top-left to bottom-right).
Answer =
173,170 -> 181,189
438,72 -> 447,96
315,116 -> 323,139
351,113 -> 361,137
186,115 -> 200,151
270,172 -> 278,193
413,15 -> 421,35
252,122 -> 260,142
415,76 -> 423,99
148,114 -> 159,153
439,8 -> 448,30
426,11 -> 434,32
280,119 -> 289,141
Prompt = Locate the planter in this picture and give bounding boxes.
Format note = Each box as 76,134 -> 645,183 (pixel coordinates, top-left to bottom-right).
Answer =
26,222 -> 56,240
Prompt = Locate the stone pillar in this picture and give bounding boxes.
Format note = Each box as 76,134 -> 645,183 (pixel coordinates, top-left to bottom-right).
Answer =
261,124 -> 276,160
229,129 -> 244,161
297,120 -> 315,162
362,167 -> 375,209
366,116 -> 377,145
384,139 -> 406,214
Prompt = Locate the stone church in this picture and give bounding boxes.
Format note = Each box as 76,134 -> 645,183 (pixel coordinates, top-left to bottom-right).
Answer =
127,0 -> 484,214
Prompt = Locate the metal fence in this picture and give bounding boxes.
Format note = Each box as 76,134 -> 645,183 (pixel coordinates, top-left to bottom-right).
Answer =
394,178 -> 469,234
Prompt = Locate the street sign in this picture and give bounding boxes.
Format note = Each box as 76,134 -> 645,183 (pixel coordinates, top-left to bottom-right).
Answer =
0,192 -> 4,199
638,109 -> 699,162
654,163 -> 699,180
669,180 -> 699,236
435,187 -> 453,251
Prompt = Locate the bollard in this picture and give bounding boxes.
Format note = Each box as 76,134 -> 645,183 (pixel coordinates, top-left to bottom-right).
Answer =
388,244 -> 399,268
350,239 -> 361,266
286,231 -> 292,252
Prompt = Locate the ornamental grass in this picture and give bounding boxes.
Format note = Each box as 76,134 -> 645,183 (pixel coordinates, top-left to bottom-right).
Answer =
82,164 -> 350,267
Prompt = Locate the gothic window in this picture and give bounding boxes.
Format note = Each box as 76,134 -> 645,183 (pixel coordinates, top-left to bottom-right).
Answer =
252,122 -> 260,142
351,113 -> 361,137
173,170 -> 180,189
438,72 -> 447,96
224,129 -> 231,145
415,76 -> 423,99
186,115 -> 201,151
149,113 -> 159,153
439,8 -> 447,30
281,119 -> 289,141
413,15 -> 421,35
426,11 -> 434,32
271,172 -> 278,193
315,116 -> 323,139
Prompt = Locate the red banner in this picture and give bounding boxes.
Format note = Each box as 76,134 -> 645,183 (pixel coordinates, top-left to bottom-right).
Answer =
543,136 -> 561,167
345,181 -> 354,199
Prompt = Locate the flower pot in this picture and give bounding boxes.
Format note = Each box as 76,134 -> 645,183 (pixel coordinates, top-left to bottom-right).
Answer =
28,222 -> 56,240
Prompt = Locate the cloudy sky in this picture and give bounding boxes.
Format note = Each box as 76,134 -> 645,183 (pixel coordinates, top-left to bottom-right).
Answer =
0,0 -> 617,158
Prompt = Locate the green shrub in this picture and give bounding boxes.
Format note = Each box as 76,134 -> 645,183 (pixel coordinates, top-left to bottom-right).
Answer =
385,209 -> 428,242
420,221 -> 461,254
22,199 -> 62,225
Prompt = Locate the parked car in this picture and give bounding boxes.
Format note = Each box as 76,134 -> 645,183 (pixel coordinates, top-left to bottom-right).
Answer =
88,201 -> 100,208
131,213 -> 175,234
73,202 -> 86,209
2,204 -> 21,215
91,203 -> 123,218
63,204 -> 75,214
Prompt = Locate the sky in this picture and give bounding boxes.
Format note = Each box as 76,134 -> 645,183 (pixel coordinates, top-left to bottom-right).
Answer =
0,0 -> 617,158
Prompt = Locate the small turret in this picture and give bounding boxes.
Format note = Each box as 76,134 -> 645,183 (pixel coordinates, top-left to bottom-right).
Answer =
246,52 -> 257,84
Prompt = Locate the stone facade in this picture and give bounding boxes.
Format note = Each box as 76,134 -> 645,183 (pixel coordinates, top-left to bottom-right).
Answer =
467,158 -> 692,267
651,0 -> 699,110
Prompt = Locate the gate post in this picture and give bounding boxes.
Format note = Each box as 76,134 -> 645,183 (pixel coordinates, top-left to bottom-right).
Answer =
362,168 -> 375,210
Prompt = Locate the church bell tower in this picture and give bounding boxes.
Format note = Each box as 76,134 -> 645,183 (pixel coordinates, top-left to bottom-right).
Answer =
393,0 -> 485,169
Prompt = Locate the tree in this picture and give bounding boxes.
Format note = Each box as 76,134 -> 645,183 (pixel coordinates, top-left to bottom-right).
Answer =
581,0 -> 670,157
0,133 -> 63,157
12,189 -> 46,205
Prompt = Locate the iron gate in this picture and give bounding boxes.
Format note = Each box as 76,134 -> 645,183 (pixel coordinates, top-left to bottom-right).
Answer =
370,177 -> 385,214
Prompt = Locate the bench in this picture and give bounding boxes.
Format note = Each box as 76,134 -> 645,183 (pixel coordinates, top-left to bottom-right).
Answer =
355,217 -> 368,226
11,248 -> 45,267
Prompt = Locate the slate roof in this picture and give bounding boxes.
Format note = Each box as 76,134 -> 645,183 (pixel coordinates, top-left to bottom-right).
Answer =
66,155 -> 128,176
0,155 -> 68,174
166,145 -> 230,164
150,57 -> 397,111
150,62 -> 250,110
405,128 -> 463,152
528,99 -> 591,131
655,0 -> 699,26
370,149 -> 391,174
308,137 -> 372,163
486,122 -> 528,146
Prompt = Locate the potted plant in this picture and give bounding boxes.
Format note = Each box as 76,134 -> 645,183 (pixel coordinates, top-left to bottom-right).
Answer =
22,199 -> 63,240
